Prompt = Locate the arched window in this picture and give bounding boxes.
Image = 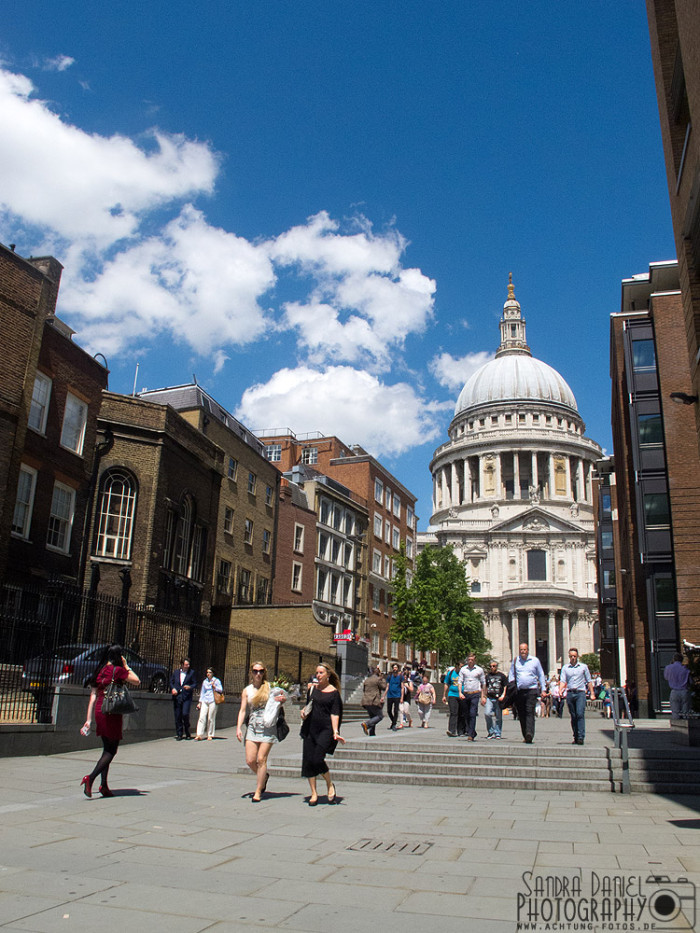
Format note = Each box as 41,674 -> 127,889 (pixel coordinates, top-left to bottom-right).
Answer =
95,470 -> 137,560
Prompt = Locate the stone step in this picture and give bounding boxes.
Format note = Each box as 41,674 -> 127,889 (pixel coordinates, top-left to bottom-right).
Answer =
260,764 -> 616,793
332,748 -> 610,770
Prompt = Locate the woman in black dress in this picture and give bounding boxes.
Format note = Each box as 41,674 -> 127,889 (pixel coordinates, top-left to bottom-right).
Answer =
300,662 -> 344,805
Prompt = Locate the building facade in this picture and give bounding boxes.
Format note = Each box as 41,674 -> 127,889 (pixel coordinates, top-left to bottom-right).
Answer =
606,261 -> 700,715
422,279 -> 601,674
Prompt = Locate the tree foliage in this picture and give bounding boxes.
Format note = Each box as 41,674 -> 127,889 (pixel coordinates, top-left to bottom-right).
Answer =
579,652 -> 600,672
390,545 -> 490,666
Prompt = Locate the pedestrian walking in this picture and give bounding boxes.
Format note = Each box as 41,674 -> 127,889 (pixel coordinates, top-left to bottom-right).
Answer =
400,670 -> 414,727
549,675 -> 564,718
442,661 -> 465,737
170,658 -> 197,740
385,663 -> 403,731
300,662 -> 344,805
560,648 -> 595,745
195,667 -> 224,740
415,674 -> 436,727
484,660 -> 508,738
80,645 -> 140,798
236,662 -> 287,802
508,643 -> 546,744
361,666 -> 386,736
458,653 -> 486,740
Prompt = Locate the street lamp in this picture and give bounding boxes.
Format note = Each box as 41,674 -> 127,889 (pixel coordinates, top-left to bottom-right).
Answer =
669,392 -> 699,405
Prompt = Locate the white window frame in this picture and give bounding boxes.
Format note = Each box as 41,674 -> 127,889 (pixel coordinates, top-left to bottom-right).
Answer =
301,446 -> 318,465
217,559 -> 232,593
406,536 -> 413,559
46,481 -> 76,553
372,549 -> 382,573
28,372 -> 52,434
392,526 -> 400,550
294,523 -> 304,553
384,555 -> 391,578
406,506 -> 415,530
265,444 -> 281,462
60,392 -> 88,455
12,465 -> 37,538
373,513 -> 382,538
244,518 -> 254,544
384,520 -> 391,544
228,457 -> 238,480
291,562 -> 303,592
247,472 -> 257,495
94,470 -> 136,560
265,485 -> 273,506
262,529 -> 271,554
223,507 -> 234,534
393,495 -> 401,518
374,478 -> 383,503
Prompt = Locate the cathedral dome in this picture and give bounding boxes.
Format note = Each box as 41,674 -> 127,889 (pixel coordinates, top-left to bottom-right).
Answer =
454,274 -> 578,416
455,354 -> 578,415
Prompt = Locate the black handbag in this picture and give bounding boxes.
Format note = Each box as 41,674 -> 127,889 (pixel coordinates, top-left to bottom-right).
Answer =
500,666 -> 518,710
276,706 -> 290,742
102,670 -> 138,715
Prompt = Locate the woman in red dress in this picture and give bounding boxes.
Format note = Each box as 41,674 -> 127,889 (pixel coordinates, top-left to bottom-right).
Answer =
81,645 -> 140,798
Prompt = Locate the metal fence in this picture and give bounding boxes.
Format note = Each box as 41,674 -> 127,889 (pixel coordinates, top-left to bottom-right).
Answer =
0,580 -> 333,724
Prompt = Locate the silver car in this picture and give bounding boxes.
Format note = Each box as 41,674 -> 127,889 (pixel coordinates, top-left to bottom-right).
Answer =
22,644 -> 169,693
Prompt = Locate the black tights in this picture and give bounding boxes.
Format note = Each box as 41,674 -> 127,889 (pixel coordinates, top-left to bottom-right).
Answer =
88,737 -> 119,785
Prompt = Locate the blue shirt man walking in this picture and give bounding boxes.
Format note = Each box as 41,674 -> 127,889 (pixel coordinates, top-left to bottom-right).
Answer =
508,643 -> 546,744
560,648 -> 594,745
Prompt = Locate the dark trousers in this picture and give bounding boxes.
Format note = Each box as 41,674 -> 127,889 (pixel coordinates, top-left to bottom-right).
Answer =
173,694 -> 193,737
515,688 -> 539,740
363,704 -> 383,735
460,692 -> 481,738
387,696 -> 400,728
447,695 -> 466,735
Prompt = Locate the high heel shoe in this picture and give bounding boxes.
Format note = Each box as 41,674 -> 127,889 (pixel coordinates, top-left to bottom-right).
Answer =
308,796 -> 318,806
327,783 -> 337,804
98,784 -> 114,798
80,775 -> 93,798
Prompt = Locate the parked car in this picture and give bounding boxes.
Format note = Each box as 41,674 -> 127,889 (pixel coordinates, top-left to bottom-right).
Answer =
22,644 -> 169,694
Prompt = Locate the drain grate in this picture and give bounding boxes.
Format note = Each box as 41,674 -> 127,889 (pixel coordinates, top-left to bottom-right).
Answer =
347,838 -> 433,855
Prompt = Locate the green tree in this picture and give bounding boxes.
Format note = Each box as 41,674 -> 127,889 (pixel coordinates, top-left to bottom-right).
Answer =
579,652 -> 599,672
390,545 -> 490,666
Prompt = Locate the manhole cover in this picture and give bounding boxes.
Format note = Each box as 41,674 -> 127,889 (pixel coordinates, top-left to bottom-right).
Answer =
347,839 -> 433,855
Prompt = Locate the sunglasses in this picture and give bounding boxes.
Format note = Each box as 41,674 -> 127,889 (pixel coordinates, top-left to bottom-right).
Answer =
252,668 -> 265,674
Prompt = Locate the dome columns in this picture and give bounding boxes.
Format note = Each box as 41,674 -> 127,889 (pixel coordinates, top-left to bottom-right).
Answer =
506,608 -> 580,675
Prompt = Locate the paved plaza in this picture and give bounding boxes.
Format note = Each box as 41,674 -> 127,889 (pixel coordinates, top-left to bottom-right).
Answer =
1,713 -> 699,932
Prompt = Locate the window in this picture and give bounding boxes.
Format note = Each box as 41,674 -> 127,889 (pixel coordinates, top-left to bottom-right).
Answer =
318,532 -> 328,560
344,542 -> 353,569
265,444 -> 281,462
331,537 -> 341,564
217,559 -> 231,593
172,496 -> 193,575
12,465 -> 37,538
384,520 -> 391,544
344,512 -> 354,535
374,513 -> 382,537
385,488 -> 392,508
384,555 -> 391,578
601,492 -> 612,514
638,413 -> 663,446
301,446 -> 318,465
655,577 -> 676,614
257,577 -> 269,604
47,482 -> 76,553
228,457 -> 238,480
320,499 -> 330,525
527,549 -> 546,581
632,339 -> 656,372
393,495 -> 401,518
392,527 -> 400,550
294,524 -> 304,553
317,568 -> 328,600
60,393 -> 87,454
600,530 -> 613,550
292,562 -> 303,592
391,640 -> 398,658
373,587 -> 381,611
373,549 -> 382,573
238,568 -> 251,603
189,525 -> 206,582
372,632 -> 380,653
265,485 -> 273,506
244,518 -> 254,544
28,372 -> 51,434
223,507 -> 234,534
95,470 -> 137,559
406,536 -> 413,558
406,506 -> 415,530
374,478 -> 383,502
262,529 -> 271,554
644,492 -> 670,527
247,472 -> 257,494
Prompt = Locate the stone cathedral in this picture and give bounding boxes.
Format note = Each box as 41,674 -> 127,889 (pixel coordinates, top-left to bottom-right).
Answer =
422,278 -> 602,674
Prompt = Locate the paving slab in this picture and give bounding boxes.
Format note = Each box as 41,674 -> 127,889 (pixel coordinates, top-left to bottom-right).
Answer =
0,720 -> 699,932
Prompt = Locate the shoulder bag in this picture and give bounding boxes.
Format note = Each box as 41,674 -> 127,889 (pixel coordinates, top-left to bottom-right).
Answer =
500,667 -> 518,710
102,668 -> 138,716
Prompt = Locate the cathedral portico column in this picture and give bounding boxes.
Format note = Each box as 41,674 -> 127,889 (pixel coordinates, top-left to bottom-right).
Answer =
511,612 -> 519,657
451,461 -> 459,506
548,611 -> 557,674
443,466 -> 452,508
576,459 -> 585,503
495,453 -> 502,498
565,457 -> 572,499
527,610 -> 536,649
562,612 -> 571,657
463,458 -> 471,504
548,454 -> 555,499
531,452 -> 538,492
513,451 -> 520,499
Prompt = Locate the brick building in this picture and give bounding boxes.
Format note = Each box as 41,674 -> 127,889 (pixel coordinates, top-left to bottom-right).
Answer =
258,431 -> 418,670
88,392 -> 222,616
647,2 -> 700,449
274,477 -> 318,606
605,261 -> 700,715
137,385 -> 279,626
0,244 -> 108,586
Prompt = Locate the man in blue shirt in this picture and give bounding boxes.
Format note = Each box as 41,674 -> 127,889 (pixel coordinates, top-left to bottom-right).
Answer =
508,643 -> 546,744
664,653 -> 693,719
385,664 -> 403,731
560,648 -> 594,745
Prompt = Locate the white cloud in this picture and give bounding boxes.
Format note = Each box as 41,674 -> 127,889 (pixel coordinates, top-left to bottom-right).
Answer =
0,66 -> 218,249
237,365 -> 448,458
42,55 -> 75,72
429,350 -> 494,393
268,211 -> 436,370
61,206 -> 275,356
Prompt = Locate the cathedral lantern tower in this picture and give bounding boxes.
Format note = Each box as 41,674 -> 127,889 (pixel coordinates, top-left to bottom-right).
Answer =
423,279 -> 602,673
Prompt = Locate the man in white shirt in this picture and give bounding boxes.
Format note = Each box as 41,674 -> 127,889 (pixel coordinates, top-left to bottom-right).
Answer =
458,654 -> 486,741
560,648 -> 594,745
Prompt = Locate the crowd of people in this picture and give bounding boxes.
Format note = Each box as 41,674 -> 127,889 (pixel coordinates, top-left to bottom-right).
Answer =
78,641 -> 681,801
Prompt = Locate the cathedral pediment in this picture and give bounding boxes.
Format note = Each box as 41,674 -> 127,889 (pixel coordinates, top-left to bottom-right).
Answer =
489,506 -> 584,536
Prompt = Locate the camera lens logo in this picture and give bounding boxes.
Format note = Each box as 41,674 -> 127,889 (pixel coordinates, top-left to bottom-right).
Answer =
645,875 -> 695,930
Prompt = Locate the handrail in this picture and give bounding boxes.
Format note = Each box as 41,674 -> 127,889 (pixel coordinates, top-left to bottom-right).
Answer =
611,686 -> 635,794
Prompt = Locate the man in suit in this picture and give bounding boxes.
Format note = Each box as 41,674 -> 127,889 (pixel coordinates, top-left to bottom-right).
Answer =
170,657 -> 197,740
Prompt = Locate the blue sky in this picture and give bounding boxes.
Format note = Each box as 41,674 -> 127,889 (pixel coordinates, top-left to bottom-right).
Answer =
0,2 -> 675,529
